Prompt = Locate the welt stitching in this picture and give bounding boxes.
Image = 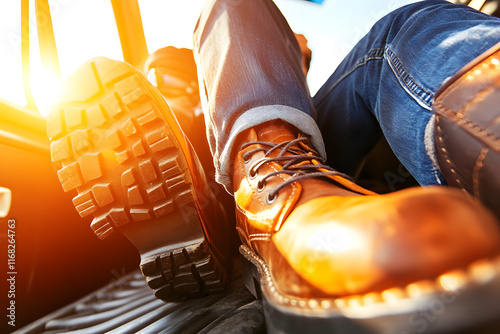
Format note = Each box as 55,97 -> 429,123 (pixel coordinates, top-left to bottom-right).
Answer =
434,102 -> 500,143
248,237 -> 271,242
472,147 -> 489,199
434,73 -> 500,143
435,115 -> 465,189
249,233 -> 272,237
436,74 -> 495,118
434,60 -> 500,143
459,86 -> 495,116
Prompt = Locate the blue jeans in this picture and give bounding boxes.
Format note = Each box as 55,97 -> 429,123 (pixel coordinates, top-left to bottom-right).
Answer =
193,0 -> 500,191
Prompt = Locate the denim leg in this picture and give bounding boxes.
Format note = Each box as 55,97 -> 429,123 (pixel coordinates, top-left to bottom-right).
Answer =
314,0 -> 500,186
193,0 -> 325,191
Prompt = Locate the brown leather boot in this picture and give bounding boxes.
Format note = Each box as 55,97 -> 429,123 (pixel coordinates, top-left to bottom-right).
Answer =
235,120 -> 500,333
47,57 -> 232,301
434,41 -> 500,220
144,47 -> 237,250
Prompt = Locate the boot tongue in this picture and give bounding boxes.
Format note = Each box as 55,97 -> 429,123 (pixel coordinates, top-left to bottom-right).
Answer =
254,121 -> 299,145
253,121 -> 320,160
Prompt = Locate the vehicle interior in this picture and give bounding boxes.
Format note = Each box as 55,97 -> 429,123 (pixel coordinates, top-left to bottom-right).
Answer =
2,0 -> 500,333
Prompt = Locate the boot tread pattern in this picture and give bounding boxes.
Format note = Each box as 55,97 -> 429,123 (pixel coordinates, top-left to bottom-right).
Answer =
48,57 -> 225,300
141,242 -> 225,300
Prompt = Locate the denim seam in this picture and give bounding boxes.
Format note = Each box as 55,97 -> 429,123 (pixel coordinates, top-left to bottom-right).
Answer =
314,48 -> 385,107
385,45 -> 434,110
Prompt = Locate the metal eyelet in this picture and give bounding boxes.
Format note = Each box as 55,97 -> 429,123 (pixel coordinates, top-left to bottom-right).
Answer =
249,168 -> 257,179
257,179 -> 266,192
266,192 -> 277,204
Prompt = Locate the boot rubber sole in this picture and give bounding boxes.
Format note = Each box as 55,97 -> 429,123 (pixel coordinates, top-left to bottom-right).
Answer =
240,244 -> 500,334
47,57 -> 226,301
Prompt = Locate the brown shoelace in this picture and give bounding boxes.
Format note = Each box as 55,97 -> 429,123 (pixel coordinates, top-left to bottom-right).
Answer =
241,137 -> 354,204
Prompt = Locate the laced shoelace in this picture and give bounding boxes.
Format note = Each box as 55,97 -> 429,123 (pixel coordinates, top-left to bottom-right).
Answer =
241,137 -> 354,203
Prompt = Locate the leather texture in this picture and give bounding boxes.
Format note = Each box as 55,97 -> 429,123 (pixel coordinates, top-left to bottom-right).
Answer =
434,41 -> 500,219
233,122 -> 500,298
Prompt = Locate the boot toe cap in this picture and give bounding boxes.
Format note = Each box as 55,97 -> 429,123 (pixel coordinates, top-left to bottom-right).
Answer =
272,186 -> 500,297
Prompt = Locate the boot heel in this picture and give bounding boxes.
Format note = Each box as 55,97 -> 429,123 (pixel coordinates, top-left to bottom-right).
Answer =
140,239 -> 226,301
240,248 -> 263,300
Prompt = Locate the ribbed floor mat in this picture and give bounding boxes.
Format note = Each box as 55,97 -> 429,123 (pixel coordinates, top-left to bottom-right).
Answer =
15,267 -> 266,334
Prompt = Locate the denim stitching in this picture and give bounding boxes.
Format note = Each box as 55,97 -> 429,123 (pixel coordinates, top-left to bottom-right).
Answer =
314,48 -> 385,107
385,45 -> 434,109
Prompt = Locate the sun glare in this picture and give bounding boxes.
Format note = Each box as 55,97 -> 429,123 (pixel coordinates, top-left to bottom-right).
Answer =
2,0 -> 421,114
30,66 -> 62,117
